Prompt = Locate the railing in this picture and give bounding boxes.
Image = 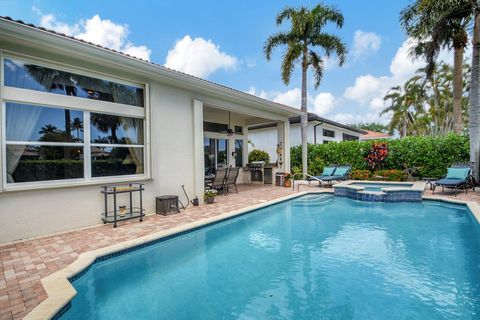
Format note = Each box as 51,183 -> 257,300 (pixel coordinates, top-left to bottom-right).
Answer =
291,172 -> 323,191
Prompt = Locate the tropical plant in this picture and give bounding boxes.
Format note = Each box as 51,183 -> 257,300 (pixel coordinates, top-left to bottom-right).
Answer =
400,0 -> 471,135
38,124 -> 58,135
70,117 -> 84,140
365,142 -> 389,171
264,4 -> 347,177
400,0 -> 480,179
248,149 -> 270,164
349,122 -> 388,133
381,62 -> 470,136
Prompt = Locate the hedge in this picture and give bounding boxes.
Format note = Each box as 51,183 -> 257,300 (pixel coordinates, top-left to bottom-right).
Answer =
291,134 -> 470,178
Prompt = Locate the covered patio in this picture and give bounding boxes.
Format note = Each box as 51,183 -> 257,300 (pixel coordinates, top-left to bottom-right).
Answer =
193,98 -> 301,202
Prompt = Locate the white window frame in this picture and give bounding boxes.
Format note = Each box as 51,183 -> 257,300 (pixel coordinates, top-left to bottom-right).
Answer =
0,51 -> 151,192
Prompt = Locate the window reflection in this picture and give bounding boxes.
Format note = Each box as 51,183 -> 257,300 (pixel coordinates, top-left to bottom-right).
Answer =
6,103 -> 84,143
90,113 -> 143,145
235,140 -> 243,167
6,145 -> 83,183
91,147 -> 144,177
4,58 -> 144,107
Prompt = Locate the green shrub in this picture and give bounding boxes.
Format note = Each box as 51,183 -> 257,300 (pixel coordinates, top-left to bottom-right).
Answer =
376,169 -> 406,181
248,149 -> 270,163
351,170 -> 372,180
291,134 -> 469,179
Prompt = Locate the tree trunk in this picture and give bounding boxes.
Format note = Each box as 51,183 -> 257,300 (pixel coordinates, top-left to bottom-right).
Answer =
453,46 -> 464,134
469,12 -> 480,181
301,56 -> 308,178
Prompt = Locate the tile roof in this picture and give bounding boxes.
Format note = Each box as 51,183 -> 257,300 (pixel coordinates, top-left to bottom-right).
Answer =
361,130 -> 392,139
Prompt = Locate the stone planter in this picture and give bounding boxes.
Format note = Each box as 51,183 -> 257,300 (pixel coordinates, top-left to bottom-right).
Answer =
206,197 -> 215,204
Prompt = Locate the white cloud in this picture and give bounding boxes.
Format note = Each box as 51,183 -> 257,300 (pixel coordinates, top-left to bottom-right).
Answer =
246,87 -> 269,99
343,38 -> 454,113
331,112 -> 390,125
352,30 -> 381,58
33,8 -> 151,60
272,88 -> 303,108
312,93 -> 336,116
164,35 -> 237,78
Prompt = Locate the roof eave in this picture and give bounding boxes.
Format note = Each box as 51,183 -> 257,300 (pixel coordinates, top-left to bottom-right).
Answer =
0,17 -> 302,118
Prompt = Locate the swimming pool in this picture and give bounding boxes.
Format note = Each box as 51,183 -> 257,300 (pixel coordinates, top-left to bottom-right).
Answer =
59,194 -> 480,319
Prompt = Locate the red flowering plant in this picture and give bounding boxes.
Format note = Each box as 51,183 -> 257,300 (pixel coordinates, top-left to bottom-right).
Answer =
365,142 -> 389,171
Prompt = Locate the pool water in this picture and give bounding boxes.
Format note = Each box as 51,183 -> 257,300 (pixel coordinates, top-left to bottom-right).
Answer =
62,195 -> 480,319
351,182 -> 414,191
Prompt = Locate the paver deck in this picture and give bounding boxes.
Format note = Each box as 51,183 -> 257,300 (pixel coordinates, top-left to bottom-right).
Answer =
1,183 -> 479,320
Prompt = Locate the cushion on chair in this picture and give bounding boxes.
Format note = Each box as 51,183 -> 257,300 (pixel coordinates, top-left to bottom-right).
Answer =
333,167 -> 349,177
446,168 -> 470,180
321,166 -> 336,176
436,178 -> 466,186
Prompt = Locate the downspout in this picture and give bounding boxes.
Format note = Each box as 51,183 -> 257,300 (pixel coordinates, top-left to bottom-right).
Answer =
313,121 -> 324,144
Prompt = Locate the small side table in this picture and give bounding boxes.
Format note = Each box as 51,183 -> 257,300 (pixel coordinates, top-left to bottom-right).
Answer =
101,183 -> 145,228
421,178 -> 437,191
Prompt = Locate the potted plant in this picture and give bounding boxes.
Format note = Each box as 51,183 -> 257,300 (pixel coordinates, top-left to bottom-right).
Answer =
284,173 -> 292,188
204,189 -> 217,204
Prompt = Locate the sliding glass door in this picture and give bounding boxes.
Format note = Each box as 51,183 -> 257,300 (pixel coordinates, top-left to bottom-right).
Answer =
204,138 -> 228,175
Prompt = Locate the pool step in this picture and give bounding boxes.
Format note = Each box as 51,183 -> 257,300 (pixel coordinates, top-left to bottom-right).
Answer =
291,194 -> 334,207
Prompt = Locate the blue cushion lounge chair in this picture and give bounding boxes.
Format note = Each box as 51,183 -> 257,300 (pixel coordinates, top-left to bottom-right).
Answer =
322,165 -> 351,186
433,164 -> 475,196
308,165 -> 337,187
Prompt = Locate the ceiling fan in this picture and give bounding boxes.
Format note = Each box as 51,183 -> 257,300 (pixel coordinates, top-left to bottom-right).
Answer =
220,111 -> 234,136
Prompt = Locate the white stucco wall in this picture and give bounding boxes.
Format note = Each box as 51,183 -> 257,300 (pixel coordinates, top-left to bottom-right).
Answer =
0,78 -> 198,243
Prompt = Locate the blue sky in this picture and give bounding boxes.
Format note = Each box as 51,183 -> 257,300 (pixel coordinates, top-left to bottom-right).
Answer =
3,0 -> 445,125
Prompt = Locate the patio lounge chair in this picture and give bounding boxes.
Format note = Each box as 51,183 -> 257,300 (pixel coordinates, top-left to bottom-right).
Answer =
433,163 -> 475,196
321,165 -> 351,186
308,165 -> 337,187
207,167 -> 228,194
225,167 -> 240,195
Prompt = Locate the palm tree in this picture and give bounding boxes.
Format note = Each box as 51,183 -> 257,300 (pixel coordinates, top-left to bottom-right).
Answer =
38,124 -> 58,135
264,4 -> 347,177
400,0 -> 470,135
91,114 -> 121,143
401,0 -> 480,179
70,117 -> 84,140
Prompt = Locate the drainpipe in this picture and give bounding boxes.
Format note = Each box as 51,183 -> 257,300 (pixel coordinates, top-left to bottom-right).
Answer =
313,121 -> 324,144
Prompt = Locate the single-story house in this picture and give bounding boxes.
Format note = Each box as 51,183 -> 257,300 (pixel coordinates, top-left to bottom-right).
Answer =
359,129 -> 392,141
248,112 -> 366,162
0,16 -> 302,243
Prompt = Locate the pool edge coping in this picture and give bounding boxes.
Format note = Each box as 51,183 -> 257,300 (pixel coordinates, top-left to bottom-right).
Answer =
23,190 -> 480,320
24,191 -> 316,320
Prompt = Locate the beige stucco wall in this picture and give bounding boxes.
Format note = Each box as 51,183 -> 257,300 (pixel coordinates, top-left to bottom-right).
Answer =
0,78 -> 198,243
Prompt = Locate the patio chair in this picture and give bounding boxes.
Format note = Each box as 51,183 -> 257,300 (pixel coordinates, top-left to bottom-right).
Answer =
225,167 -> 240,195
433,163 -> 476,196
308,165 -> 337,187
206,167 -> 228,194
320,165 -> 352,187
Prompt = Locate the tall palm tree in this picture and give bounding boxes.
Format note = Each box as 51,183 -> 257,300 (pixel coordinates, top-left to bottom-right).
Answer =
401,0 -> 480,179
70,117 -> 84,140
400,0 -> 470,135
39,124 -> 58,135
264,4 -> 347,177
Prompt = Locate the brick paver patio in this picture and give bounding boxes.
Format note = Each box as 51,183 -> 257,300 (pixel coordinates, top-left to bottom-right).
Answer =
1,183 -> 480,320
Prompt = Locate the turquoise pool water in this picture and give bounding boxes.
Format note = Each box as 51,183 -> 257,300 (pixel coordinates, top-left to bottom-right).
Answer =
350,182 -> 414,191
61,195 -> 480,319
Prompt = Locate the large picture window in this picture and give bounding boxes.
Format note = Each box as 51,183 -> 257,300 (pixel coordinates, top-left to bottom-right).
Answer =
5,102 -> 84,183
4,58 -> 144,107
90,113 -> 144,177
2,55 -> 147,188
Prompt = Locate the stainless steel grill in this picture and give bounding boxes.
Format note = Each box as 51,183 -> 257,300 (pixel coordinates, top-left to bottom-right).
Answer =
249,161 -> 265,183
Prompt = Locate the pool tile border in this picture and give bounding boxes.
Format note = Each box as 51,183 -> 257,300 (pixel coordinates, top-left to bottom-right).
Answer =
23,191 -> 315,320
23,190 -> 480,320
